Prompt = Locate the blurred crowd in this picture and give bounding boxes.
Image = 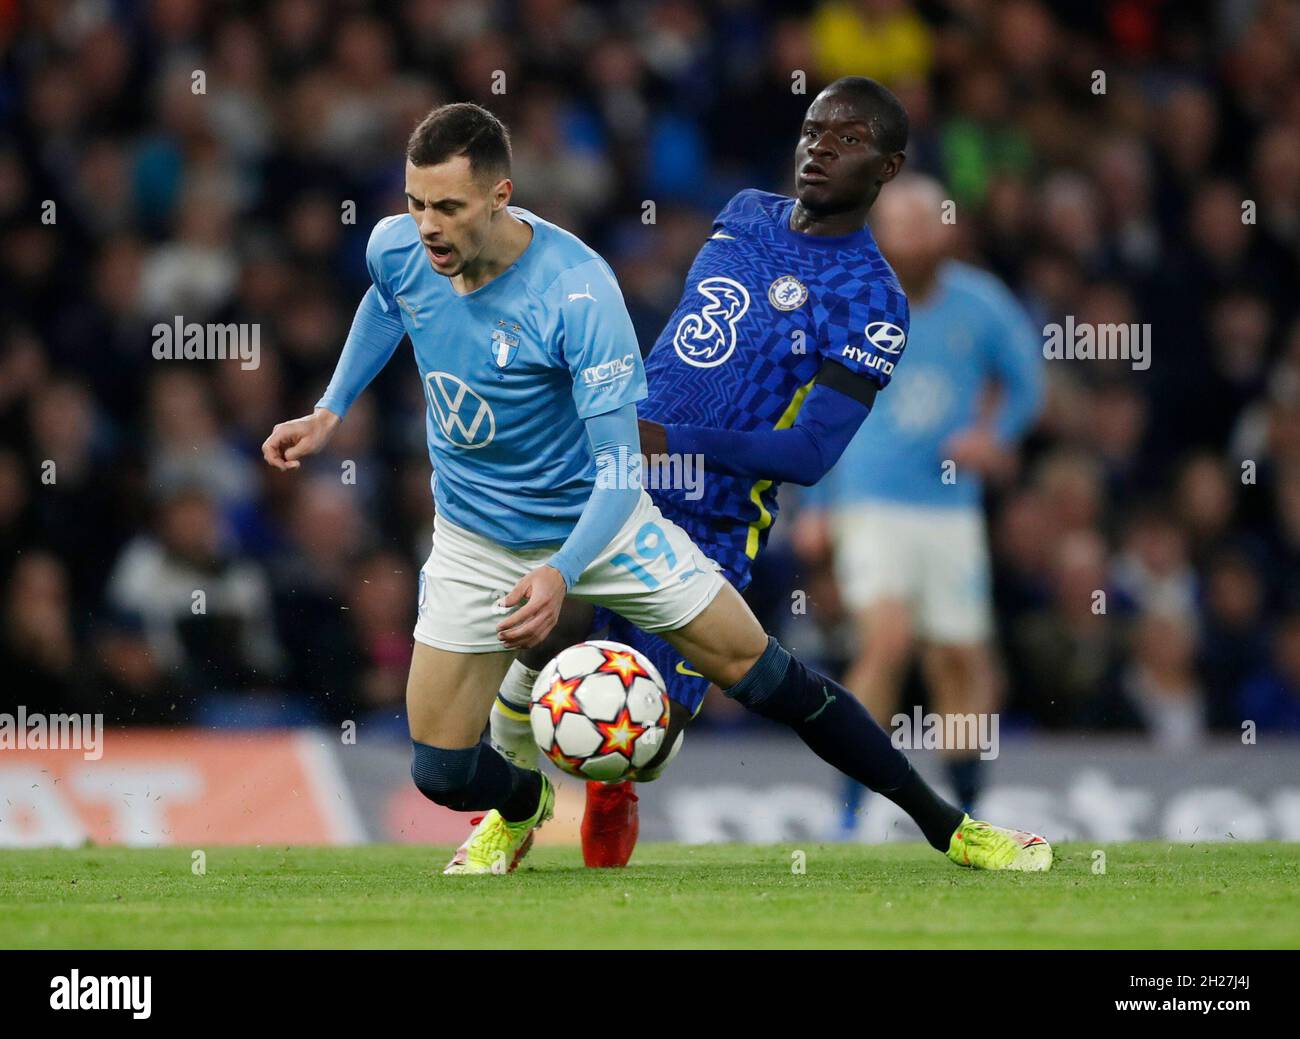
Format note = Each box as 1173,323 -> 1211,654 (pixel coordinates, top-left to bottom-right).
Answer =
2,0 -> 1300,740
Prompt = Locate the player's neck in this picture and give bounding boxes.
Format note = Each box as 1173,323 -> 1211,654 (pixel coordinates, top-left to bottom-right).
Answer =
453,212 -> 534,294
788,200 -> 870,237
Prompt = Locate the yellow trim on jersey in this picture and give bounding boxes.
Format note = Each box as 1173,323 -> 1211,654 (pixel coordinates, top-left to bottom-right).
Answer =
744,377 -> 817,558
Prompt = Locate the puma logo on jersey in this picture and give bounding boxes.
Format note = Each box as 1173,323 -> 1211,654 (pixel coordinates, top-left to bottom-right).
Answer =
804,686 -> 837,723
567,284 -> 596,302
396,295 -> 421,327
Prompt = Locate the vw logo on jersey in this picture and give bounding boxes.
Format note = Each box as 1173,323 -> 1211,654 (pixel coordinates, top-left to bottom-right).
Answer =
425,371 -> 496,449
673,276 -> 751,368
864,321 -> 907,355
768,275 -> 808,312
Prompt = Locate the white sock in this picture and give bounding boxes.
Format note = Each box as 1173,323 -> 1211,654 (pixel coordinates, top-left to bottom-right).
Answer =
490,659 -> 540,770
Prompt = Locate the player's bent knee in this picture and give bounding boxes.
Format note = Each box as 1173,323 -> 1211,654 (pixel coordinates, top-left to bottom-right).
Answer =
723,637 -> 828,726
410,740 -> 479,809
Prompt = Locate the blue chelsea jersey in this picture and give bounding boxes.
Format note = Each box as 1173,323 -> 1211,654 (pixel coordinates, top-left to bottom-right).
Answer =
366,209 -> 647,547
819,260 -> 1044,511
641,189 -> 909,586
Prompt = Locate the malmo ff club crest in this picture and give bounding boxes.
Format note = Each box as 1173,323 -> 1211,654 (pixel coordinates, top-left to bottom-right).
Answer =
490,318 -> 521,368
673,276 -> 750,368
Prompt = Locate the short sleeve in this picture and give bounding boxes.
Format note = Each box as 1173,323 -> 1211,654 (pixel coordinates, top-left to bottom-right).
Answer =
818,279 -> 911,390
708,190 -> 750,234
557,258 -> 648,419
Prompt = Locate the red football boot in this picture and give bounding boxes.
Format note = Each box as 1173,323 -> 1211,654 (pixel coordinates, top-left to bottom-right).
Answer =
581,779 -> 640,867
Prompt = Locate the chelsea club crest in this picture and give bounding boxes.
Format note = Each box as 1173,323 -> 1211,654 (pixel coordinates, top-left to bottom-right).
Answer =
490,319 -> 521,368
768,275 -> 808,311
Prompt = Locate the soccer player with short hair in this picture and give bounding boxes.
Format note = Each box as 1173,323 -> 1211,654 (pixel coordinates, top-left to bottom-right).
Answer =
481,81 -> 1050,870
799,173 -> 1045,832
264,100 -> 1050,875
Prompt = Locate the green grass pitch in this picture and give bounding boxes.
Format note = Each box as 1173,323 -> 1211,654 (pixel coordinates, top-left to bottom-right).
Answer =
1,842 -> 1297,949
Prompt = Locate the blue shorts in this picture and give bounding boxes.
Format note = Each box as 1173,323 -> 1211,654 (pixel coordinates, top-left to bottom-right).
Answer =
595,609 -> 712,716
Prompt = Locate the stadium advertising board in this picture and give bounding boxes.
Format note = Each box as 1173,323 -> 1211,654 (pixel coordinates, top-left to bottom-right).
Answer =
3,731 -> 1296,847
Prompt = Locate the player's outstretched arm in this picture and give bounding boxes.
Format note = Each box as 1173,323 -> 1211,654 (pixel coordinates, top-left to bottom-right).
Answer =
263,283 -> 407,472
496,257 -> 648,648
496,403 -> 642,650
314,284 -> 408,420
661,360 -> 879,486
660,279 -> 911,485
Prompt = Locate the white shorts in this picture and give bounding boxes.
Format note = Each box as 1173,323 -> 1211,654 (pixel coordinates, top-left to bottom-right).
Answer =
414,491 -> 726,653
830,501 -> 993,644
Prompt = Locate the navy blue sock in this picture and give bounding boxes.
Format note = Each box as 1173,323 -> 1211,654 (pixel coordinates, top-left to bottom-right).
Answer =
411,740 -> 542,822
946,756 -> 983,815
726,638 -> 964,850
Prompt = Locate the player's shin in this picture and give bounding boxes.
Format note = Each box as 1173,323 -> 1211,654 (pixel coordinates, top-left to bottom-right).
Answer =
490,659 -> 541,770
724,637 -> 965,851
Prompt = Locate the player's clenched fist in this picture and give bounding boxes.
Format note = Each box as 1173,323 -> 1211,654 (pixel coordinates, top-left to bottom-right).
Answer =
261,408 -> 341,471
496,564 -> 567,649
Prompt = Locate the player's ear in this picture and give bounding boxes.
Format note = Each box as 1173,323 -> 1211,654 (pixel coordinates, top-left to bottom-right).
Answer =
491,176 -> 514,213
879,151 -> 906,184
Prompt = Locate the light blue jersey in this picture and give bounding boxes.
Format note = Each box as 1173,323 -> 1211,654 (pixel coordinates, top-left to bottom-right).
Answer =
817,260 -> 1043,510
318,208 -> 647,548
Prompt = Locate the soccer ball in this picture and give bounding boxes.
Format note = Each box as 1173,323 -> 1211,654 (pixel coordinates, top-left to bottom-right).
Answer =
530,640 -> 670,781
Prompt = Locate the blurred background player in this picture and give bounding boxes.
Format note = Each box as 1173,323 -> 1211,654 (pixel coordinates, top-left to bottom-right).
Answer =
492,77 -> 918,865
795,173 -> 1044,834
